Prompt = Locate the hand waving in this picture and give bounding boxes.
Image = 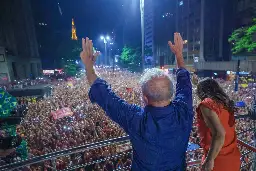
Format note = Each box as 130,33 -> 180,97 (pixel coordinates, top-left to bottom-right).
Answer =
80,37 -> 100,69
168,33 -> 185,68
168,32 -> 183,56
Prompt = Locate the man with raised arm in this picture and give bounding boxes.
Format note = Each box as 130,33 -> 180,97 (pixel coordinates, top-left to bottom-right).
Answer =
80,33 -> 193,171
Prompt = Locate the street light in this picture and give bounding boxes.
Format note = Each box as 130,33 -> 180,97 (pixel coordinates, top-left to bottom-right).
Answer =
140,0 -> 145,71
100,36 -> 110,65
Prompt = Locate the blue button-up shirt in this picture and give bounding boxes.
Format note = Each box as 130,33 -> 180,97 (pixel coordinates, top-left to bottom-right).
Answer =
89,68 -> 193,171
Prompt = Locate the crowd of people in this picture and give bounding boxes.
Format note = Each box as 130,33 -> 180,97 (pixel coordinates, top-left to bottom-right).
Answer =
0,67 -> 255,170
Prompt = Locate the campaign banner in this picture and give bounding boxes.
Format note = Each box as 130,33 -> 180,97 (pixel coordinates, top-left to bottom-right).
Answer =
51,107 -> 73,120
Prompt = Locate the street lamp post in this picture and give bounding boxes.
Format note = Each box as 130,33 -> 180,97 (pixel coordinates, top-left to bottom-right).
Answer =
101,36 -> 110,65
109,43 -> 115,72
140,0 -> 145,71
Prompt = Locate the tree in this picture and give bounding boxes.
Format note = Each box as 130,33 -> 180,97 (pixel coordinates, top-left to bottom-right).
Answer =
57,39 -> 82,61
56,39 -> 82,76
120,46 -> 133,64
229,18 -> 256,54
119,46 -> 142,72
64,61 -> 77,76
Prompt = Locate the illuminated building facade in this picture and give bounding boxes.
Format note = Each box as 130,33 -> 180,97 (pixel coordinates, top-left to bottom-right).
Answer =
144,0 -> 154,66
176,0 -> 236,62
71,18 -> 78,40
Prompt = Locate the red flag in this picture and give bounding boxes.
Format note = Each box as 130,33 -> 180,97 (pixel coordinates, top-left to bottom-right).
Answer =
51,107 -> 73,120
126,87 -> 133,93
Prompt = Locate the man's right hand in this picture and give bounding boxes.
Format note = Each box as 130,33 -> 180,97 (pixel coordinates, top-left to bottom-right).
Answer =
168,33 -> 185,68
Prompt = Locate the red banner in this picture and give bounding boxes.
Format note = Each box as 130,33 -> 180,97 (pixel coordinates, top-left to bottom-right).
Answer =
51,107 -> 73,120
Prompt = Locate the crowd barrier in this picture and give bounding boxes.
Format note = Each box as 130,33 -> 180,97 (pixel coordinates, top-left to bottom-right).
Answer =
0,120 -> 255,170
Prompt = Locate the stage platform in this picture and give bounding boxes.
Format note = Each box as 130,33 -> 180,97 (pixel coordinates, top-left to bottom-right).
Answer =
7,84 -> 52,97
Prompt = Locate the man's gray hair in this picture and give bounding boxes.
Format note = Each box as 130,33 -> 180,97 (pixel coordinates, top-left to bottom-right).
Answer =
140,68 -> 174,102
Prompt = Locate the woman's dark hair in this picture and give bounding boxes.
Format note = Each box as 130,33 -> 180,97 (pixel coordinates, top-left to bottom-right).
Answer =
196,78 -> 235,126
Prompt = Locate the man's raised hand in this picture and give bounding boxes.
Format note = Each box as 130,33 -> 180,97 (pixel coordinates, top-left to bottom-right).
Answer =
168,33 -> 185,68
80,37 -> 100,69
168,32 -> 183,56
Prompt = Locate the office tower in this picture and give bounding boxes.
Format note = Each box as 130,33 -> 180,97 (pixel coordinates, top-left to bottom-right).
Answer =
0,0 -> 42,83
176,0 -> 236,62
144,0 -> 154,66
153,0 -> 176,67
235,0 -> 256,27
71,18 -> 78,40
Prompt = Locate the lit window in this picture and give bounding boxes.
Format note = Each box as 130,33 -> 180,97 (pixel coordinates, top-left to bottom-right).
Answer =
39,22 -> 47,26
179,1 -> 183,6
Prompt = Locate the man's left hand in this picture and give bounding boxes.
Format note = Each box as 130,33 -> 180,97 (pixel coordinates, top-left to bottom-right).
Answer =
80,37 -> 100,69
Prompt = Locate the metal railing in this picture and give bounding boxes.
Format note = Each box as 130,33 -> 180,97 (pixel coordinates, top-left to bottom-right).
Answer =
0,119 -> 255,171
0,136 -> 130,170
0,138 -> 254,171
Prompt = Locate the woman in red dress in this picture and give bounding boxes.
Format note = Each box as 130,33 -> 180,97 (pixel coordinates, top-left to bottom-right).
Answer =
195,77 -> 241,171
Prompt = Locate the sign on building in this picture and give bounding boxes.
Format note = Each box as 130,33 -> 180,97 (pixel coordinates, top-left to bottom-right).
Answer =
194,57 -> 199,63
231,56 -> 247,61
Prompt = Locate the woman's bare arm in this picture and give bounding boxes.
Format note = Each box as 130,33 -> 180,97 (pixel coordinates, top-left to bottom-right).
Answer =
200,105 -> 226,162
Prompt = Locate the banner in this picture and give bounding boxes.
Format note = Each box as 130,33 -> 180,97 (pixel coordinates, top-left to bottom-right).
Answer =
51,107 -> 73,120
67,82 -> 73,87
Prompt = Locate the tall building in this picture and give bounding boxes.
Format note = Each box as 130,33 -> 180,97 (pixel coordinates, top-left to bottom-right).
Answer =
144,0 -> 154,65
153,0 -> 176,67
31,0 -> 64,69
71,18 -> 78,40
176,0 -> 236,63
0,0 -> 42,83
235,0 -> 256,27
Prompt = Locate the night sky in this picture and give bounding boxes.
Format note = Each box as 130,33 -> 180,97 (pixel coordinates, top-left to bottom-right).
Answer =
31,0 -> 175,68
32,0 -> 143,68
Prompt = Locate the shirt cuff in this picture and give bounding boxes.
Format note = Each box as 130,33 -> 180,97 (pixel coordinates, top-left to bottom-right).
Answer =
90,77 -> 105,87
176,68 -> 189,76
89,77 -> 107,103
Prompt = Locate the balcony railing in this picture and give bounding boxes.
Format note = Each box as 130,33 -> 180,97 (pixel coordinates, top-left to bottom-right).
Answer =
0,119 -> 255,171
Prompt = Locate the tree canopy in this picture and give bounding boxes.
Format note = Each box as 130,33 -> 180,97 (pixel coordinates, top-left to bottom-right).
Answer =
119,46 -> 142,72
229,18 -> 256,54
56,39 -> 82,76
57,39 -> 82,60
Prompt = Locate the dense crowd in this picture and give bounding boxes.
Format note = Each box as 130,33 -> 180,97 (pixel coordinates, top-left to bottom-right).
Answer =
2,68 -> 255,170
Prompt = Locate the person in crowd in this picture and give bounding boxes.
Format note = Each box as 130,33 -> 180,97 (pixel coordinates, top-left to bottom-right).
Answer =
194,76 -> 241,171
80,32 -> 193,170
115,159 -> 124,170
